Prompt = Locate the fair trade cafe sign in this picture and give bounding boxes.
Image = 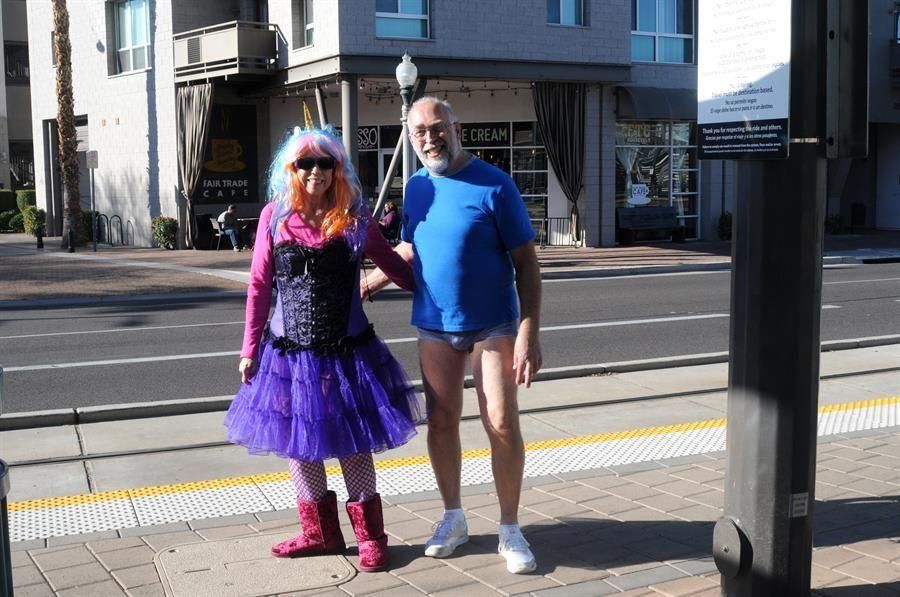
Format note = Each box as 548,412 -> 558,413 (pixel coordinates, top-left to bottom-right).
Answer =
697,0 -> 791,159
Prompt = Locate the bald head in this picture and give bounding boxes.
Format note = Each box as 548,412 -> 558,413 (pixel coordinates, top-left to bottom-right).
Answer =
410,96 -> 457,122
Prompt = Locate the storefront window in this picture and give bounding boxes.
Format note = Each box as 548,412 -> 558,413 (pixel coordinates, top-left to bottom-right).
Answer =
357,125 -> 403,208
358,121 -> 550,230
461,121 -> 549,225
615,120 -> 700,239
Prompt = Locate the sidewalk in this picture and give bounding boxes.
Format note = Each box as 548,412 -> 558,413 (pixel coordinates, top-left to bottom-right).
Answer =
6,347 -> 900,596
3,229 -> 900,304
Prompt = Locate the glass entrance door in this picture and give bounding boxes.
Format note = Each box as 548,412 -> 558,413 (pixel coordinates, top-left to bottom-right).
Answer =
379,149 -> 404,207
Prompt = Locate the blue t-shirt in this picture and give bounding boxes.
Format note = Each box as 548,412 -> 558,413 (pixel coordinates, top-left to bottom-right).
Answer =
401,158 -> 535,332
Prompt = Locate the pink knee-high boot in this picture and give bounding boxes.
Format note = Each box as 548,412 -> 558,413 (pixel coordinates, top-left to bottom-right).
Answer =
345,494 -> 389,572
271,491 -> 346,558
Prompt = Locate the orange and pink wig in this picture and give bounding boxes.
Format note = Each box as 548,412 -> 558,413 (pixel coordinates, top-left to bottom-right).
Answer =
267,126 -> 365,252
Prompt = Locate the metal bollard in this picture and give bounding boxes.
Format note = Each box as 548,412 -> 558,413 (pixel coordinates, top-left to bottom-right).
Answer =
0,459 -> 12,597
36,224 -> 44,249
67,228 -> 75,253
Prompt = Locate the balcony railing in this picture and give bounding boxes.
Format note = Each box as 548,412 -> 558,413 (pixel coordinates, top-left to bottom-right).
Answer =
892,39 -> 900,89
174,21 -> 278,84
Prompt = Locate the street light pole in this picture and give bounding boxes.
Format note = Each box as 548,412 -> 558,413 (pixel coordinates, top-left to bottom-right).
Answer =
395,53 -> 418,193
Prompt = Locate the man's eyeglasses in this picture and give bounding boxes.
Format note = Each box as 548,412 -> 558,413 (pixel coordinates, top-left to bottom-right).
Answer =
409,122 -> 456,141
294,156 -> 336,171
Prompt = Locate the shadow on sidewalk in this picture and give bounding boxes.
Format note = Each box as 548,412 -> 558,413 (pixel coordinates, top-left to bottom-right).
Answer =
814,582 -> 900,597
424,495 -> 900,576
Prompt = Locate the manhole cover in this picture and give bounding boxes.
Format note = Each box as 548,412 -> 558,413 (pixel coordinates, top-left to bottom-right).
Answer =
155,533 -> 355,597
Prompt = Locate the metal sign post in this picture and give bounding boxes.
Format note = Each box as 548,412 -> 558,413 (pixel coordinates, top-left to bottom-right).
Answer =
698,0 -> 833,594
86,150 -> 98,252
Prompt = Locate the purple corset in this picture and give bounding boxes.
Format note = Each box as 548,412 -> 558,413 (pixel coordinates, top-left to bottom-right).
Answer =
271,239 -> 359,352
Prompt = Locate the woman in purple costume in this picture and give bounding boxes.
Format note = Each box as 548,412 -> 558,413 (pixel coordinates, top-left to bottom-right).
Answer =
225,126 -> 424,572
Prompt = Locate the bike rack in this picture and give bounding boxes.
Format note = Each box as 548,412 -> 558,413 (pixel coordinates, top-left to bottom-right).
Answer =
109,215 -> 124,245
96,213 -> 111,245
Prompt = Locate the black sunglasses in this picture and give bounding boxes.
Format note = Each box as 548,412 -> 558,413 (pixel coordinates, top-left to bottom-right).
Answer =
294,156 -> 336,171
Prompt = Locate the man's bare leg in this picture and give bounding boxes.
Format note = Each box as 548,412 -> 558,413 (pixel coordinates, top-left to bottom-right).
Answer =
419,338 -> 468,510
471,336 -> 524,525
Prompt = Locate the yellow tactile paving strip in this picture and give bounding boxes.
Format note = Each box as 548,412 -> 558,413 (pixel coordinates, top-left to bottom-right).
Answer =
9,396 -> 899,541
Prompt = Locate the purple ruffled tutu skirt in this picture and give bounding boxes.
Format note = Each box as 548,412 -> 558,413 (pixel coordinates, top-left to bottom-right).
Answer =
225,334 -> 425,461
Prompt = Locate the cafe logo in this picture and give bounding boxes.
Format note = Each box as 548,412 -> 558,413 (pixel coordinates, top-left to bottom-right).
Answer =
627,183 -> 651,206
204,138 -> 245,173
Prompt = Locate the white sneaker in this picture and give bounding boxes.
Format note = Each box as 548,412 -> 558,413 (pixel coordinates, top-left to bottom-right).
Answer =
498,525 -> 536,574
424,511 -> 469,558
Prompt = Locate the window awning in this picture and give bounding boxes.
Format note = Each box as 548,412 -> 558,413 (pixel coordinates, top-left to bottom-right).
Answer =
615,86 -> 697,120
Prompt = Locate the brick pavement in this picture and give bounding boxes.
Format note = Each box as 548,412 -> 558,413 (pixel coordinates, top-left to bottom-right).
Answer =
10,427 -> 900,596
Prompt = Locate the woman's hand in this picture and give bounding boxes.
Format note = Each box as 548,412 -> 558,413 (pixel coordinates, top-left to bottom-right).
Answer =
239,358 -> 258,384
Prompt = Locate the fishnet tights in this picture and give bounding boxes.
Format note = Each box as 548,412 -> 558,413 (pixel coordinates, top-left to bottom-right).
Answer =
288,452 -> 377,502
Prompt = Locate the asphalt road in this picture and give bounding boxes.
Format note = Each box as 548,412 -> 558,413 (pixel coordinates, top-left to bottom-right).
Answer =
2,263 -> 899,413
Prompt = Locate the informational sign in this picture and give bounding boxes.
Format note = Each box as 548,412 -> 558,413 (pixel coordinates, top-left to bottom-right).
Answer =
86,150 -> 98,169
697,0 -> 792,159
198,105 -> 258,204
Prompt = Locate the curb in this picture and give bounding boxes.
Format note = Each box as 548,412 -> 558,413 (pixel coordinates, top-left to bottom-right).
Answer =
4,335 -> 899,432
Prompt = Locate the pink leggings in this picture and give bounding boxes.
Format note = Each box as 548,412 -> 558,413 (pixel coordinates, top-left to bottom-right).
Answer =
288,452 -> 377,502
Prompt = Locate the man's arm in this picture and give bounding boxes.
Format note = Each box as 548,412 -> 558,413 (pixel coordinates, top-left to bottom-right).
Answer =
361,241 -> 414,300
509,239 -> 542,388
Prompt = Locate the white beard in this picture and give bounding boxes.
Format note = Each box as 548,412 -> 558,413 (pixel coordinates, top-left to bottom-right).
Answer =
415,143 -> 457,175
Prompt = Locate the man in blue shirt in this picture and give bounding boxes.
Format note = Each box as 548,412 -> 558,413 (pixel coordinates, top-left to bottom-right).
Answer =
365,97 -> 542,573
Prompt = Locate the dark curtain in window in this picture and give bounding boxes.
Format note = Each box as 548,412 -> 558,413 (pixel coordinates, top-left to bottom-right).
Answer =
532,82 -> 585,243
176,82 -> 214,248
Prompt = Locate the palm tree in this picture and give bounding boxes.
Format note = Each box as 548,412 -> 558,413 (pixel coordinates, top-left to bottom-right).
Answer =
52,0 -> 80,247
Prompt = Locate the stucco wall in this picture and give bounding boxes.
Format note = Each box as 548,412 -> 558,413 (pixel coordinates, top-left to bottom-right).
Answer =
28,0 -> 178,246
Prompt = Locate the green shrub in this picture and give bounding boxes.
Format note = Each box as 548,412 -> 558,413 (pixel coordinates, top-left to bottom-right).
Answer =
718,211 -> 733,241
77,209 -> 95,244
0,190 -> 16,212
0,209 -> 17,229
152,216 -> 178,249
15,189 -> 36,212
9,212 -> 24,232
22,206 -> 46,235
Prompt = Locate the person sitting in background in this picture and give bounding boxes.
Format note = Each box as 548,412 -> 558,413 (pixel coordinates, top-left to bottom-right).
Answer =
218,204 -> 243,251
377,201 -> 401,243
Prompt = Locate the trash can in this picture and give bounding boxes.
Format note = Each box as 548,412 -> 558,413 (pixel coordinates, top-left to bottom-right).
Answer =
0,459 -> 11,597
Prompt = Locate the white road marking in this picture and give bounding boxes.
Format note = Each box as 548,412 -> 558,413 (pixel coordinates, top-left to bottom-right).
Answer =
4,351 -> 240,373
824,277 -> 900,285
544,270 -> 728,283
822,305 -> 841,310
0,321 -> 245,341
540,313 -> 729,331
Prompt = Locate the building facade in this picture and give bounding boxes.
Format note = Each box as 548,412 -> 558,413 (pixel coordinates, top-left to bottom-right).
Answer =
837,0 -> 900,231
2,0 -> 33,191
30,1 -> 899,247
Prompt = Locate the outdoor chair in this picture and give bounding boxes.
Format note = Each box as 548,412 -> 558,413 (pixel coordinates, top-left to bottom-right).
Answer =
209,216 -> 227,250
